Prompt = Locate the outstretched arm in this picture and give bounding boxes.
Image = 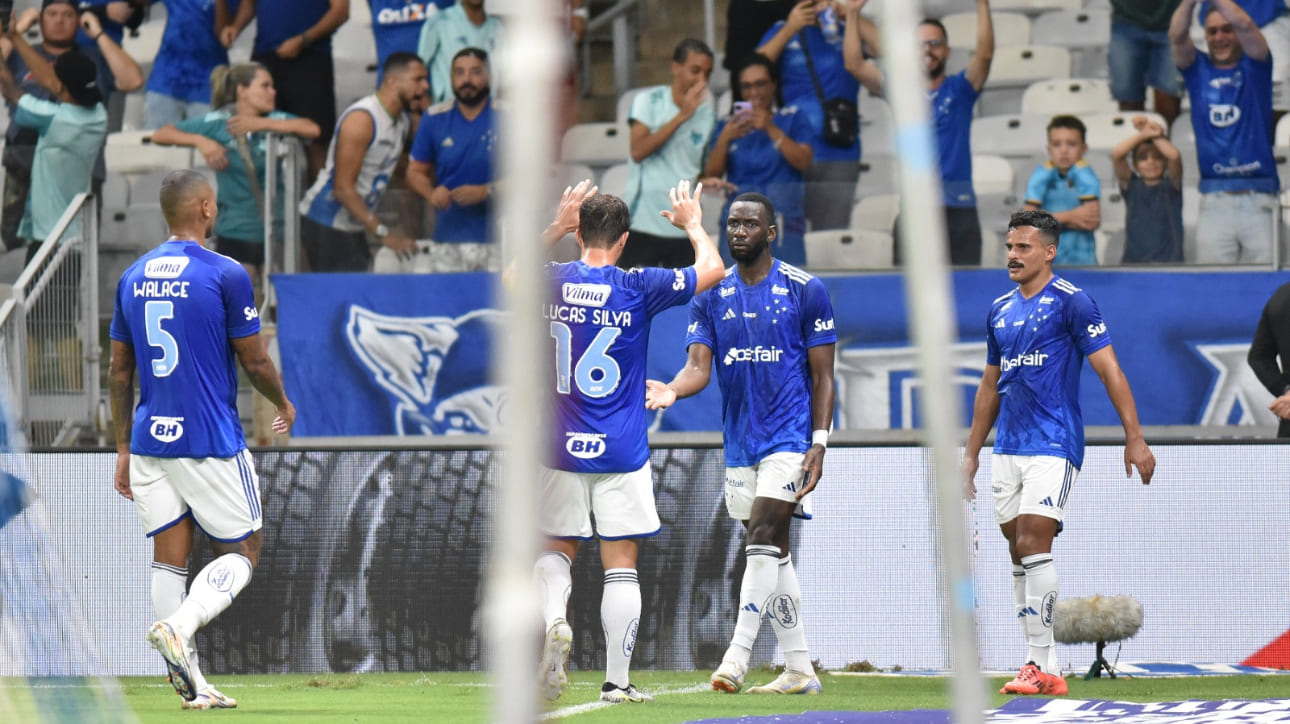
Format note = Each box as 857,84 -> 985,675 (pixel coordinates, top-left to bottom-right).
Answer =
644,342 -> 714,410
660,179 -> 725,291
965,0 -> 995,91
1087,345 -> 1155,484
962,364 -> 1001,500
1170,0 -> 1199,70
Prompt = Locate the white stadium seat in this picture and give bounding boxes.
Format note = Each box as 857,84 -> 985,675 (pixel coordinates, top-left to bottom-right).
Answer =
940,11 -> 1031,51
1020,78 -> 1116,116
1031,9 -> 1112,77
978,45 -> 1072,115
973,154 -> 1014,195
970,113 -> 1050,158
104,131 -> 194,175
1081,111 -> 1168,151
856,153 -> 898,199
990,0 -> 1082,16
804,228 -> 893,269
597,163 -> 630,199
560,122 -> 629,168
1172,112 -> 1196,147
1275,114 -> 1290,148
850,193 -> 899,232
859,96 -> 894,155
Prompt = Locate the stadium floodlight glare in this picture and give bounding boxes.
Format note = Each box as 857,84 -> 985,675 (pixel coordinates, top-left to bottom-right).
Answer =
880,0 -> 988,722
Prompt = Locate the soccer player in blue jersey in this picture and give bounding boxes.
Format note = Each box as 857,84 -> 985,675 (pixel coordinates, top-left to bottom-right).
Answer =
532,179 -> 725,704
963,209 -> 1155,698
109,169 -> 294,710
645,192 -> 837,696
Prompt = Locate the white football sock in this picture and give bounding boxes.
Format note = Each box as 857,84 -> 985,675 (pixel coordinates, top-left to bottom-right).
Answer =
769,554 -> 813,675
534,551 -> 573,628
726,544 -> 780,667
1012,563 -> 1027,641
168,554 -> 253,641
601,568 -> 639,688
1021,553 -> 1057,673
152,562 -> 208,690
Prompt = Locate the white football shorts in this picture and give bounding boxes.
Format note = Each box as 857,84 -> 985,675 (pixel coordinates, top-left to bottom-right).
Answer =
130,450 -> 263,542
724,451 -> 813,521
538,462 -> 660,540
991,454 -> 1077,526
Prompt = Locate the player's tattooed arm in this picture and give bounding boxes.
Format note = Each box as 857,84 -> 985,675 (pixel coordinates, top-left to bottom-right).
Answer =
108,340 -> 136,499
232,334 -> 295,435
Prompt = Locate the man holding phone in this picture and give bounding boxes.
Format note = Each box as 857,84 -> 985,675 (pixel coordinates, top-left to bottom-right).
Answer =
645,192 -> 836,696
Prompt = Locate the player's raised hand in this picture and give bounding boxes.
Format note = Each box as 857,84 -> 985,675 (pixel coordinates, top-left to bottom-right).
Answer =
272,401 -> 296,435
1125,438 -> 1154,485
644,379 -> 677,410
660,179 -> 703,229
553,179 -> 597,236
961,456 -> 979,501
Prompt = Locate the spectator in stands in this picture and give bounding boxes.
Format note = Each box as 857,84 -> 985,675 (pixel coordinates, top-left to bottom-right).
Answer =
757,0 -> 882,232
371,0 -> 454,85
144,0 -> 239,129
725,0 -> 796,94
1023,115 -> 1102,266
151,63 -> 321,298
221,0 -> 349,180
1201,1 -> 1290,111
298,52 -> 425,272
1110,115 -> 1184,263
0,3 -> 141,252
77,0 -> 146,47
1110,1 -> 1183,128
418,0 -> 500,104
0,25 -> 106,260
911,1 -> 995,265
1247,280 -> 1290,438
1171,0 -> 1278,263
404,47 -> 496,271
704,53 -> 813,266
619,38 -> 715,269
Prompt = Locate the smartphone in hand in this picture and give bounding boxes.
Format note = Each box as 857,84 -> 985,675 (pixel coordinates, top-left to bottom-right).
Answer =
733,100 -> 752,120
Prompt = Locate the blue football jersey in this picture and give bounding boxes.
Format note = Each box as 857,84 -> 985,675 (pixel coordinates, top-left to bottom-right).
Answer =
545,261 -> 698,473
686,261 -> 836,467
109,240 -> 260,458
985,276 -> 1111,469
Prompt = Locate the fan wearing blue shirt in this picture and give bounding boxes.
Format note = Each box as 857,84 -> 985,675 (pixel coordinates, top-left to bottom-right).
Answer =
647,193 -> 837,696
109,170 -> 294,711
532,181 -> 725,704
705,53 -> 813,266
757,0 -> 883,232
369,0 -> 453,85
406,46 -> 496,270
1024,115 -> 1102,266
1171,0 -> 1279,263
964,209 -> 1154,699
143,0 -> 239,129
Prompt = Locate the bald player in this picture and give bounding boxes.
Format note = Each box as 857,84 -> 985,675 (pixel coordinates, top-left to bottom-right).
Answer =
109,169 -> 295,710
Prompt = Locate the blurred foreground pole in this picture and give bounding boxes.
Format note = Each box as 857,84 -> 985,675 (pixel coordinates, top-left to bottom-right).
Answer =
878,1 -> 987,722
490,1 -> 562,721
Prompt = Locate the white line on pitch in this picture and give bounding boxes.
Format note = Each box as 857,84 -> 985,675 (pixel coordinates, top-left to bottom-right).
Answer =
540,683 -> 710,719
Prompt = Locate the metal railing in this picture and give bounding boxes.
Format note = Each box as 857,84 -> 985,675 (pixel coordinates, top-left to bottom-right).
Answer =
262,132 -> 306,317
0,192 -> 100,446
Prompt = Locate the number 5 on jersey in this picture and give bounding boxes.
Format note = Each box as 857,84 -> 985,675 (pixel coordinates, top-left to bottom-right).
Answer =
145,300 -> 179,377
550,322 -> 621,398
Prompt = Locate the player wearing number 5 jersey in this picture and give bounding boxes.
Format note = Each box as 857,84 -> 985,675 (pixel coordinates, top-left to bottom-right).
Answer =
109,170 -> 295,711
531,179 -> 724,704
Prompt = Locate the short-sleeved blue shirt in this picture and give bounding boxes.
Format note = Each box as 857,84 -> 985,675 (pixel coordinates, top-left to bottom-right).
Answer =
930,71 -> 979,208
1181,51 -> 1278,194
146,0 -> 237,104
1025,160 -> 1102,265
759,21 -> 860,162
409,97 -> 496,243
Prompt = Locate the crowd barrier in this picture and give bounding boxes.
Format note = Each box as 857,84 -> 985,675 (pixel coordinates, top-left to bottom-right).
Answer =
11,442 -> 1288,677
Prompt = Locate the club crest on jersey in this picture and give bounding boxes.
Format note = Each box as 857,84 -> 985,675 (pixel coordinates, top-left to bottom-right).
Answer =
561,283 -> 611,307
565,432 -> 607,459
345,306 -> 506,435
149,416 -> 184,443
144,257 -> 189,279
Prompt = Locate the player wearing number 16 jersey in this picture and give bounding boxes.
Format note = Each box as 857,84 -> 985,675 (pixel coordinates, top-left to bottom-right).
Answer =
109,170 -> 294,710
532,180 -> 724,704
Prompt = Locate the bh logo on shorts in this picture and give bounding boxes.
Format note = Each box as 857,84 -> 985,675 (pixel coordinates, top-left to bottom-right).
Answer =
623,618 -> 638,656
771,594 -> 798,629
346,306 -> 507,435
149,416 -> 184,443
566,432 -> 607,459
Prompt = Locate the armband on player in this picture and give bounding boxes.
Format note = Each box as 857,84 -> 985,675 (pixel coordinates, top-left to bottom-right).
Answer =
812,429 -> 828,449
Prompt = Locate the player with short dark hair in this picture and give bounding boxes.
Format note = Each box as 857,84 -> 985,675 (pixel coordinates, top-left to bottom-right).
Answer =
646,191 -> 837,696
962,209 -> 1155,698
109,169 -> 295,711
532,179 -> 724,704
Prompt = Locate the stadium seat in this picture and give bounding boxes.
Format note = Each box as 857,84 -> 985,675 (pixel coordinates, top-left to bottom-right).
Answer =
716,88 -> 734,117
1275,147 -> 1290,190
128,170 -> 171,207
1172,112 -> 1195,147
978,45 -> 1072,116
1020,78 -> 1116,116
970,113 -> 1049,158
1030,9 -> 1112,78
1183,185 -> 1200,262
859,96 -> 893,154
804,228 -> 893,269
334,62 -> 378,112
940,11 -> 1031,52
979,226 -> 1003,267
332,20 -> 376,61
1100,187 -> 1126,233
121,22 -> 164,68
616,88 -> 646,127
560,122 -> 629,168
973,154 -> 1014,195
856,153 -> 898,199
104,131 -> 194,174
598,162 -> 630,198
551,162 -> 597,192
850,192 -> 899,232
120,92 -> 146,132
976,190 -> 1025,235
99,171 -> 129,210
990,0 -> 1082,15
1082,111 -> 1168,151
1276,114 -> 1290,148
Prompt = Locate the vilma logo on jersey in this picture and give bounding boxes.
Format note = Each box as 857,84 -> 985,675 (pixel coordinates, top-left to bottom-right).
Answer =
149,416 -> 185,443
565,432 -> 607,459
